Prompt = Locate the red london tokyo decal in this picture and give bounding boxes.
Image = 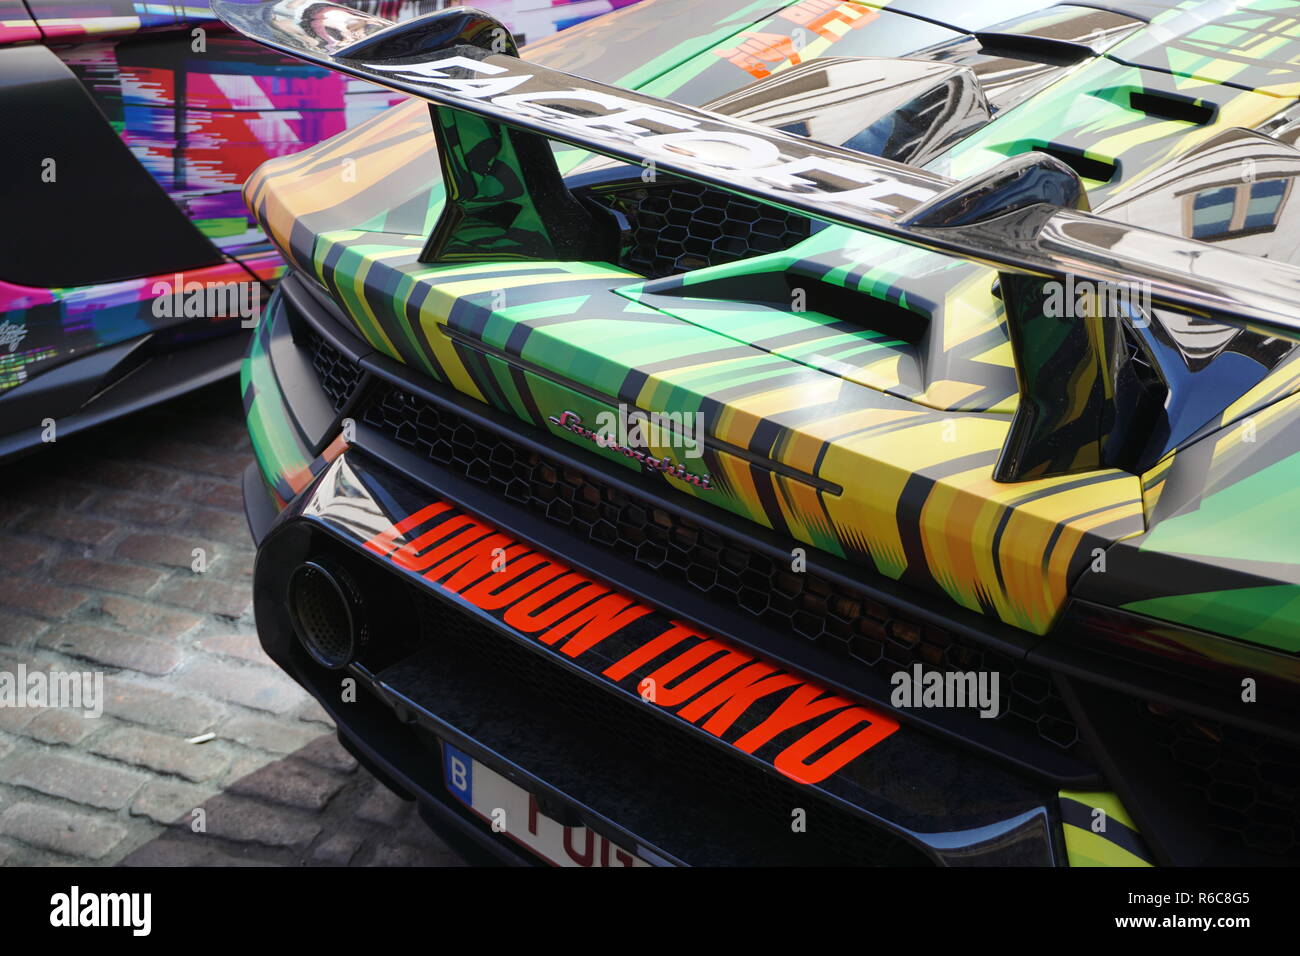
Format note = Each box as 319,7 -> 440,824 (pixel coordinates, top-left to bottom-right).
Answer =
361,498 -> 898,785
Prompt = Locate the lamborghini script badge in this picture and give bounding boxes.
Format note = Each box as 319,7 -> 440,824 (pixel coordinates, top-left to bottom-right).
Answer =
549,410 -> 713,490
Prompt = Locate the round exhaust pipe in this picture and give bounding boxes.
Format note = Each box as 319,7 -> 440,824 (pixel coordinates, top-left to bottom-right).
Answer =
286,558 -> 368,670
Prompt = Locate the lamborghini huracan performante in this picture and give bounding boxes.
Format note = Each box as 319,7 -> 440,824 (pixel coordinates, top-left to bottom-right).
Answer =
224,0 -> 1300,866
0,0 -> 633,460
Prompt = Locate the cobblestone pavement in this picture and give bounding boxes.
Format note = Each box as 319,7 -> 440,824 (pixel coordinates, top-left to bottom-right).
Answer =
0,380 -> 466,866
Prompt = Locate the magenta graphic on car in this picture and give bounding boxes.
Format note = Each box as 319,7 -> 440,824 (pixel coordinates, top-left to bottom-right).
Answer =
0,0 -> 643,458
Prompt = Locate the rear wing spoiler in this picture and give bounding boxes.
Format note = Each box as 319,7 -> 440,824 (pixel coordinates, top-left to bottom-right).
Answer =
213,0 -> 1300,481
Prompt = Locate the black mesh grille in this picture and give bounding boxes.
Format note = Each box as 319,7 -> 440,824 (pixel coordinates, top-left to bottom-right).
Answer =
1142,701 -> 1300,860
591,181 -> 812,278
412,591 -> 929,865
305,329 -> 365,412
360,381 -> 1083,757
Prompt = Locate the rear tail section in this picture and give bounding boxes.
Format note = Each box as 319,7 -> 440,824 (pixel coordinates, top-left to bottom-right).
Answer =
214,0 -> 1300,482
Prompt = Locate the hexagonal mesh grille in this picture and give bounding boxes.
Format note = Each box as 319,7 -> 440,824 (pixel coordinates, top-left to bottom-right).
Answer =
306,329 -> 365,412
360,381 -> 1083,757
1142,701 -> 1300,860
414,590 -> 930,865
591,181 -> 812,278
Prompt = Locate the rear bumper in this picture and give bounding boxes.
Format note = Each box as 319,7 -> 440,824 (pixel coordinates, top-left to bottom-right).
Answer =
245,268 -> 1300,867
250,448 -> 1062,865
239,273 -> 1120,866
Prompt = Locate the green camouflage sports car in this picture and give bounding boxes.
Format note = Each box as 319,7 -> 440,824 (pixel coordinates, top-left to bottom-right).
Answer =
219,0 -> 1300,866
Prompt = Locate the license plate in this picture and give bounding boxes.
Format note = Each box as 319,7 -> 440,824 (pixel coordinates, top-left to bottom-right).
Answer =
442,742 -> 651,867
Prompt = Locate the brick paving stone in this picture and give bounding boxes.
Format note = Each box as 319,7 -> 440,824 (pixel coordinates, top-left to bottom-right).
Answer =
178,658 -> 305,714
226,757 -> 348,811
0,383 -> 466,868
51,556 -> 164,598
186,508 -> 252,546
131,779 -> 214,826
101,677 -> 223,736
115,532 -> 213,569
222,751 -> 274,785
87,460 -> 180,496
0,706 -> 37,735
139,441 -> 246,480
24,708 -> 101,746
120,758 -> 467,867
369,843 -> 442,867
296,698 -> 335,727
212,551 -> 256,583
195,633 -> 269,665
0,647 -> 46,673
220,715 -> 328,755
174,417 -> 251,449
0,536 -> 55,574
0,500 -> 30,527
0,610 -> 46,647
392,816 -> 451,851
296,735 -> 358,774
154,577 -> 250,619
4,749 -> 144,810
0,839 -> 64,867
12,478 -> 97,511
170,475 -> 244,513
120,838 -> 278,867
356,784 -> 411,827
91,727 -> 230,783
0,577 -> 88,619
197,793 -> 322,848
98,595 -> 201,640
90,492 -> 189,527
39,623 -> 181,676
19,512 -> 118,549
0,802 -> 127,860
312,832 -> 362,865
